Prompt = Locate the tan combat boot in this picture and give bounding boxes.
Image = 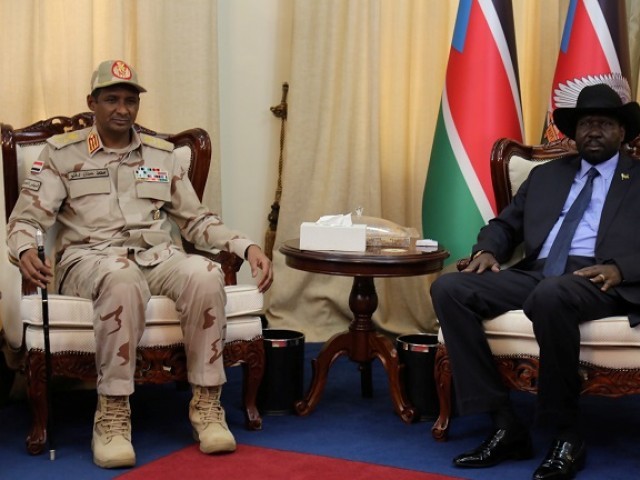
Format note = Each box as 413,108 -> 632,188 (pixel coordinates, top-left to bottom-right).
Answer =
92,395 -> 136,468
189,385 -> 237,453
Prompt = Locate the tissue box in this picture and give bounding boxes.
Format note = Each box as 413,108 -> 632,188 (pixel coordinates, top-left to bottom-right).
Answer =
415,239 -> 438,252
300,222 -> 367,252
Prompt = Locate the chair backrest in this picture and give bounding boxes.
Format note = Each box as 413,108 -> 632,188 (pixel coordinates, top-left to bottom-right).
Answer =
490,135 -> 640,214
1,113 -> 241,290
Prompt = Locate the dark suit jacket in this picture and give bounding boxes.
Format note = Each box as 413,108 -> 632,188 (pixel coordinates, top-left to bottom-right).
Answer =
473,151 -> 640,325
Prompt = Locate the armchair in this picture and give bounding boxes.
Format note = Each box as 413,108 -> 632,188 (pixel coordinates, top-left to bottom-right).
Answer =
432,136 -> 640,441
1,113 -> 266,455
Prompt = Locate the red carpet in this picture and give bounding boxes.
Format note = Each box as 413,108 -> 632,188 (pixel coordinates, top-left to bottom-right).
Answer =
115,444 -> 461,480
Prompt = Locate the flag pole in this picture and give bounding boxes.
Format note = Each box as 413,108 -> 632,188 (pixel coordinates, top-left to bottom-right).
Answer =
36,229 -> 55,460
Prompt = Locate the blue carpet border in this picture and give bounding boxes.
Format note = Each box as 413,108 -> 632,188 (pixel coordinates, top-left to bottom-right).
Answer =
1,343 -> 639,479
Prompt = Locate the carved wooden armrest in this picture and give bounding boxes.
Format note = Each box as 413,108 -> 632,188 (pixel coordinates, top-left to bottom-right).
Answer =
183,241 -> 244,285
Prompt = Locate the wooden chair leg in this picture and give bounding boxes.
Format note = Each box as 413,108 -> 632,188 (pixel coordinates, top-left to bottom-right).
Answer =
240,338 -> 265,430
431,344 -> 452,441
224,338 -> 265,430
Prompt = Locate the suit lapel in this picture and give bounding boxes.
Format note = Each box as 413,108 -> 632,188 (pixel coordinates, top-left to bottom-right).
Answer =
530,157 -> 581,250
597,153 -> 638,246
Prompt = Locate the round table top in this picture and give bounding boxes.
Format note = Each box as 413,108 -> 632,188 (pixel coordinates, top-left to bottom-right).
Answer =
279,239 -> 449,277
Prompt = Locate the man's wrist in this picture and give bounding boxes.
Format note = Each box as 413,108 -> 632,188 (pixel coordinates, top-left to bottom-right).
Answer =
244,244 -> 258,260
471,250 -> 491,260
19,247 -> 36,259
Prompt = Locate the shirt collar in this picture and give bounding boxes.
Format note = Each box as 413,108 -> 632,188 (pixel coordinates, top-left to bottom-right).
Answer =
87,126 -> 142,157
579,152 -> 618,181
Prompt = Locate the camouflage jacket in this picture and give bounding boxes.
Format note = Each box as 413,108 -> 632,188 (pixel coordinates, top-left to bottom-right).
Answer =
7,126 -> 254,285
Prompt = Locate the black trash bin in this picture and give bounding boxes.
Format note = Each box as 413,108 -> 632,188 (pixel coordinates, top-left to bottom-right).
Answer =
257,329 -> 305,415
396,333 -> 439,421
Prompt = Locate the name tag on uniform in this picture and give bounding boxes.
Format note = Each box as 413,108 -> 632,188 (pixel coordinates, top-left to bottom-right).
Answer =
135,167 -> 169,183
22,179 -> 42,191
68,169 -> 109,180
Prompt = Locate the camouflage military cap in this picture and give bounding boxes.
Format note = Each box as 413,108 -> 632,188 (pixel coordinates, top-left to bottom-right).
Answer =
90,60 -> 146,93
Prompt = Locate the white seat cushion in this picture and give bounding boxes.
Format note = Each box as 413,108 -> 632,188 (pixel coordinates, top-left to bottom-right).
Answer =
438,311 -> 640,369
224,284 -> 265,318
9,141 -> 266,352
16,284 -> 263,353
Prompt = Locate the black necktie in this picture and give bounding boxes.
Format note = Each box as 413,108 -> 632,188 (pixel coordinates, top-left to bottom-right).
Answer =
542,167 -> 599,277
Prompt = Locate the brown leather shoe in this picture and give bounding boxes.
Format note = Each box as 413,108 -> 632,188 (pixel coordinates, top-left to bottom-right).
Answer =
453,428 -> 533,468
532,439 -> 586,479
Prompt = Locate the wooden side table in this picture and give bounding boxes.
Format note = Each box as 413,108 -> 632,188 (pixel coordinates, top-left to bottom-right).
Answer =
279,239 -> 448,423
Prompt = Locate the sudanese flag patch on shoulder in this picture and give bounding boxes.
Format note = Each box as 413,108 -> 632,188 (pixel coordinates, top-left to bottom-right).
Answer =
30,160 -> 44,174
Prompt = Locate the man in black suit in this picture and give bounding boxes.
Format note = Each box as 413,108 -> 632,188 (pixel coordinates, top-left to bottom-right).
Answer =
431,81 -> 640,480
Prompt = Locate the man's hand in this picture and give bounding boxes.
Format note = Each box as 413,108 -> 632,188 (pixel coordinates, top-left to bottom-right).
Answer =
246,245 -> 273,293
573,264 -> 622,292
462,251 -> 501,274
19,248 -> 53,289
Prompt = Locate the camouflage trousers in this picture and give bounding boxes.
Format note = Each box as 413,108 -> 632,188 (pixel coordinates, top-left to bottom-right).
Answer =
60,250 -> 227,395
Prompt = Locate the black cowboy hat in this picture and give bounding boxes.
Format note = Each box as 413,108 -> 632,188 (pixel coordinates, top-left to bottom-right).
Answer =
553,83 -> 640,143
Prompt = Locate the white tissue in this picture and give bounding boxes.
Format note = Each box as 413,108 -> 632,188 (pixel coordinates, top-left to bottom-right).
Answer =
316,214 -> 353,227
416,239 -> 438,247
300,214 -> 366,251
416,239 -> 438,251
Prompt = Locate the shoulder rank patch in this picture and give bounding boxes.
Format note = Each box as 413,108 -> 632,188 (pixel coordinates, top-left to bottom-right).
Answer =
47,130 -> 87,150
87,132 -> 101,155
140,133 -> 174,152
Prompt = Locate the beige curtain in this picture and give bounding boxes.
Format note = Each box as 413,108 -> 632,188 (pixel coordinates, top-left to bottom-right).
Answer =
0,0 -> 220,332
267,0 -> 461,341
266,0 -> 640,341
0,0 -> 221,211
2,0 -> 640,341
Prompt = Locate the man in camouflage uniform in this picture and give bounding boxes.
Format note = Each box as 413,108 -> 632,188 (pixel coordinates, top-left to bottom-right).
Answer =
7,60 -> 273,469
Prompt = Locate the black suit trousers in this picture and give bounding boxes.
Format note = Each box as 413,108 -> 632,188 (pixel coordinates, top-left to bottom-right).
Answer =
430,264 -> 627,426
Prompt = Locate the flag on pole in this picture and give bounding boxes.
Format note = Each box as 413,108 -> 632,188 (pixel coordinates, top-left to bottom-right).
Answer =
422,0 -> 523,265
542,0 -> 631,142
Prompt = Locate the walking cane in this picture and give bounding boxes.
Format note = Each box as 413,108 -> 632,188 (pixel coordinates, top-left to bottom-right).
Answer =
36,229 -> 56,460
